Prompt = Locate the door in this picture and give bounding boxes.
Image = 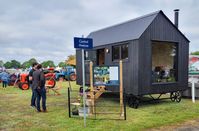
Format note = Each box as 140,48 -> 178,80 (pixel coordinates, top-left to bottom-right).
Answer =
97,48 -> 105,65
85,50 -> 97,85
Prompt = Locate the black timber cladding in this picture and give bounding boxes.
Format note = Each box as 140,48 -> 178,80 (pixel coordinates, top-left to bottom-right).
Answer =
87,11 -> 159,47
76,10 -> 189,96
138,11 -> 189,95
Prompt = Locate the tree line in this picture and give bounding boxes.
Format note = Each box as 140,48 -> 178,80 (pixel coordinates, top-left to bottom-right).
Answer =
191,51 -> 199,55
0,55 -> 75,69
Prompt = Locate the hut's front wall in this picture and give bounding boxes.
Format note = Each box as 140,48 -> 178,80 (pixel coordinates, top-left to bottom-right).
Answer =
138,13 -> 189,95
92,40 -> 139,94
76,40 -> 140,95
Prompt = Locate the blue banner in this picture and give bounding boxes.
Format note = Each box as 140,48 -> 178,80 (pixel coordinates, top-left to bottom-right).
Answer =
74,37 -> 93,49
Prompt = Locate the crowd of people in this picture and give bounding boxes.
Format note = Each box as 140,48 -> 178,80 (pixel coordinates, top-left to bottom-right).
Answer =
0,62 -> 66,112
1,62 -> 49,113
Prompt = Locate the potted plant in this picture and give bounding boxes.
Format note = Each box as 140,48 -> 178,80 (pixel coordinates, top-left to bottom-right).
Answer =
78,94 -> 90,117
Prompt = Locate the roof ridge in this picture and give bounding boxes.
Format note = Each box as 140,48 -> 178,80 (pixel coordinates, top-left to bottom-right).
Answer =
88,10 -> 162,36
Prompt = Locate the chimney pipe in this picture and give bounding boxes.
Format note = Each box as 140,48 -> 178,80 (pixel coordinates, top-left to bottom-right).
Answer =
174,9 -> 179,28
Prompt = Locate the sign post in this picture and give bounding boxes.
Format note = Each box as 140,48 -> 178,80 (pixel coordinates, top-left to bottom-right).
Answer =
74,37 -> 93,127
192,80 -> 195,103
189,75 -> 197,103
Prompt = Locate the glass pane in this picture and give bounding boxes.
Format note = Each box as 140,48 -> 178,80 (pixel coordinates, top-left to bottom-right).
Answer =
151,41 -> 178,83
121,44 -> 128,59
84,51 -> 89,60
112,46 -> 120,60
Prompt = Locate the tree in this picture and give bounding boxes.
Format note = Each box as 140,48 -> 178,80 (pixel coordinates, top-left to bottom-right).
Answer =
4,60 -> 21,69
41,60 -> 55,68
67,55 -> 75,61
58,62 -> 66,67
4,61 -> 12,68
10,60 -> 21,69
0,60 -> 4,67
29,58 -> 37,64
21,58 -> 38,69
21,61 -> 31,69
65,54 -> 76,66
191,51 -> 199,55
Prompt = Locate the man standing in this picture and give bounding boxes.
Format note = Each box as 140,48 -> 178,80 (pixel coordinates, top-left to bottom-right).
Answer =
32,64 -> 47,112
29,62 -> 38,108
1,71 -> 9,88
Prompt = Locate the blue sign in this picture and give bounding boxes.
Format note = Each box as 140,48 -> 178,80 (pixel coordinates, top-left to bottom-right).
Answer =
74,37 -> 93,49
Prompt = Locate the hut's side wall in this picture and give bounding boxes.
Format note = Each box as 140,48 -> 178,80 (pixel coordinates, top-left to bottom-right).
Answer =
138,13 -> 189,95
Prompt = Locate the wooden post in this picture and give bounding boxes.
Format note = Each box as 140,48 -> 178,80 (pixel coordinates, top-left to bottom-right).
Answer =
119,60 -> 124,116
90,61 -> 95,113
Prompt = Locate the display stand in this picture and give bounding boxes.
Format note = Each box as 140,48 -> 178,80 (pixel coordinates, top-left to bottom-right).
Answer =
89,60 -> 124,116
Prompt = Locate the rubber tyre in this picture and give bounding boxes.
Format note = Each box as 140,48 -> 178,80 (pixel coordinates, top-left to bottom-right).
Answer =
170,92 -> 176,102
18,83 -> 22,89
46,77 -> 56,88
176,91 -> 182,103
21,83 -> 29,90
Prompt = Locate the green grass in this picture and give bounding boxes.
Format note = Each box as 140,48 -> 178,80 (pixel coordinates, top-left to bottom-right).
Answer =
1,82 -> 199,131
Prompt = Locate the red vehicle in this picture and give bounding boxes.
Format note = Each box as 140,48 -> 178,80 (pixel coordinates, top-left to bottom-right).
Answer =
13,68 -> 56,90
18,73 -> 29,90
44,68 -> 56,88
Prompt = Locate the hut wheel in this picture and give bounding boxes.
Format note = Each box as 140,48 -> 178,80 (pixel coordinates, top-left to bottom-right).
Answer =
128,95 -> 139,109
170,91 -> 181,103
127,96 -> 135,108
175,91 -> 182,103
134,99 -> 139,109
170,92 -> 176,102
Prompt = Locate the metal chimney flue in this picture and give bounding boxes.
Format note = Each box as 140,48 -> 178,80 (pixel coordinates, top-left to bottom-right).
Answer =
174,9 -> 179,28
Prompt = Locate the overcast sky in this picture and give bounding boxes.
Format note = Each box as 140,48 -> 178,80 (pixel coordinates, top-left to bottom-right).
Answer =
0,0 -> 198,65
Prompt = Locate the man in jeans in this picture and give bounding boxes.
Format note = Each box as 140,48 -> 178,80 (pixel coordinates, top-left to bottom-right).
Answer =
32,64 -> 47,112
29,62 -> 38,108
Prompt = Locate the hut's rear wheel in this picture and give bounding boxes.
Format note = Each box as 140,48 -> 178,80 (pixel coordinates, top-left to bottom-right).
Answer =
170,91 -> 181,103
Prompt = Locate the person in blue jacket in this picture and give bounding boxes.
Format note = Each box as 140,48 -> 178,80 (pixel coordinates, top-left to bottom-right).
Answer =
1,71 -> 9,88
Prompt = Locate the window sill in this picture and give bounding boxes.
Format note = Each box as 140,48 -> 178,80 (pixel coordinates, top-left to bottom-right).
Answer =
152,82 -> 178,85
112,58 -> 129,63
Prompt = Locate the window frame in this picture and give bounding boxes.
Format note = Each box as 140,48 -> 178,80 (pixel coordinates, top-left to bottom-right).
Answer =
112,43 -> 129,61
112,45 -> 121,61
121,44 -> 129,60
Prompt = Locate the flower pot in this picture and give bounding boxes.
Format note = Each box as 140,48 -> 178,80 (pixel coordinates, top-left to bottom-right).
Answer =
78,107 -> 90,117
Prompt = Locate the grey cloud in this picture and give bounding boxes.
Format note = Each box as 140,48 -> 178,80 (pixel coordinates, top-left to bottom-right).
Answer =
0,0 -> 198,65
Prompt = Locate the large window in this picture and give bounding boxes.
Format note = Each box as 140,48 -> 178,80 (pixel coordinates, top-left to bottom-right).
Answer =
112,43 -> 128,61
151,41 -> 178,83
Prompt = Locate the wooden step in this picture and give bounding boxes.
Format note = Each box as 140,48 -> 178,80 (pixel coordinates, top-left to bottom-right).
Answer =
94,86 -> 106,99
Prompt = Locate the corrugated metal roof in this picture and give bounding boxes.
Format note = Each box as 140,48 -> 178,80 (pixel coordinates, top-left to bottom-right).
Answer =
87,10 -> 161,47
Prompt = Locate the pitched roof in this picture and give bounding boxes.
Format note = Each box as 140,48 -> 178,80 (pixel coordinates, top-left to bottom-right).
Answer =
87,10 -> 160,47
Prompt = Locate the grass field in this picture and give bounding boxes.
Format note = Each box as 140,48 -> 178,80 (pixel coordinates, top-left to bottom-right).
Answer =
1,81 -> 199,131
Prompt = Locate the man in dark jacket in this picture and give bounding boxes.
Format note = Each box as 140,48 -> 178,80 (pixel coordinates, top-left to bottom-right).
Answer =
32,64 -> 47,112
29,62 -> 38,108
